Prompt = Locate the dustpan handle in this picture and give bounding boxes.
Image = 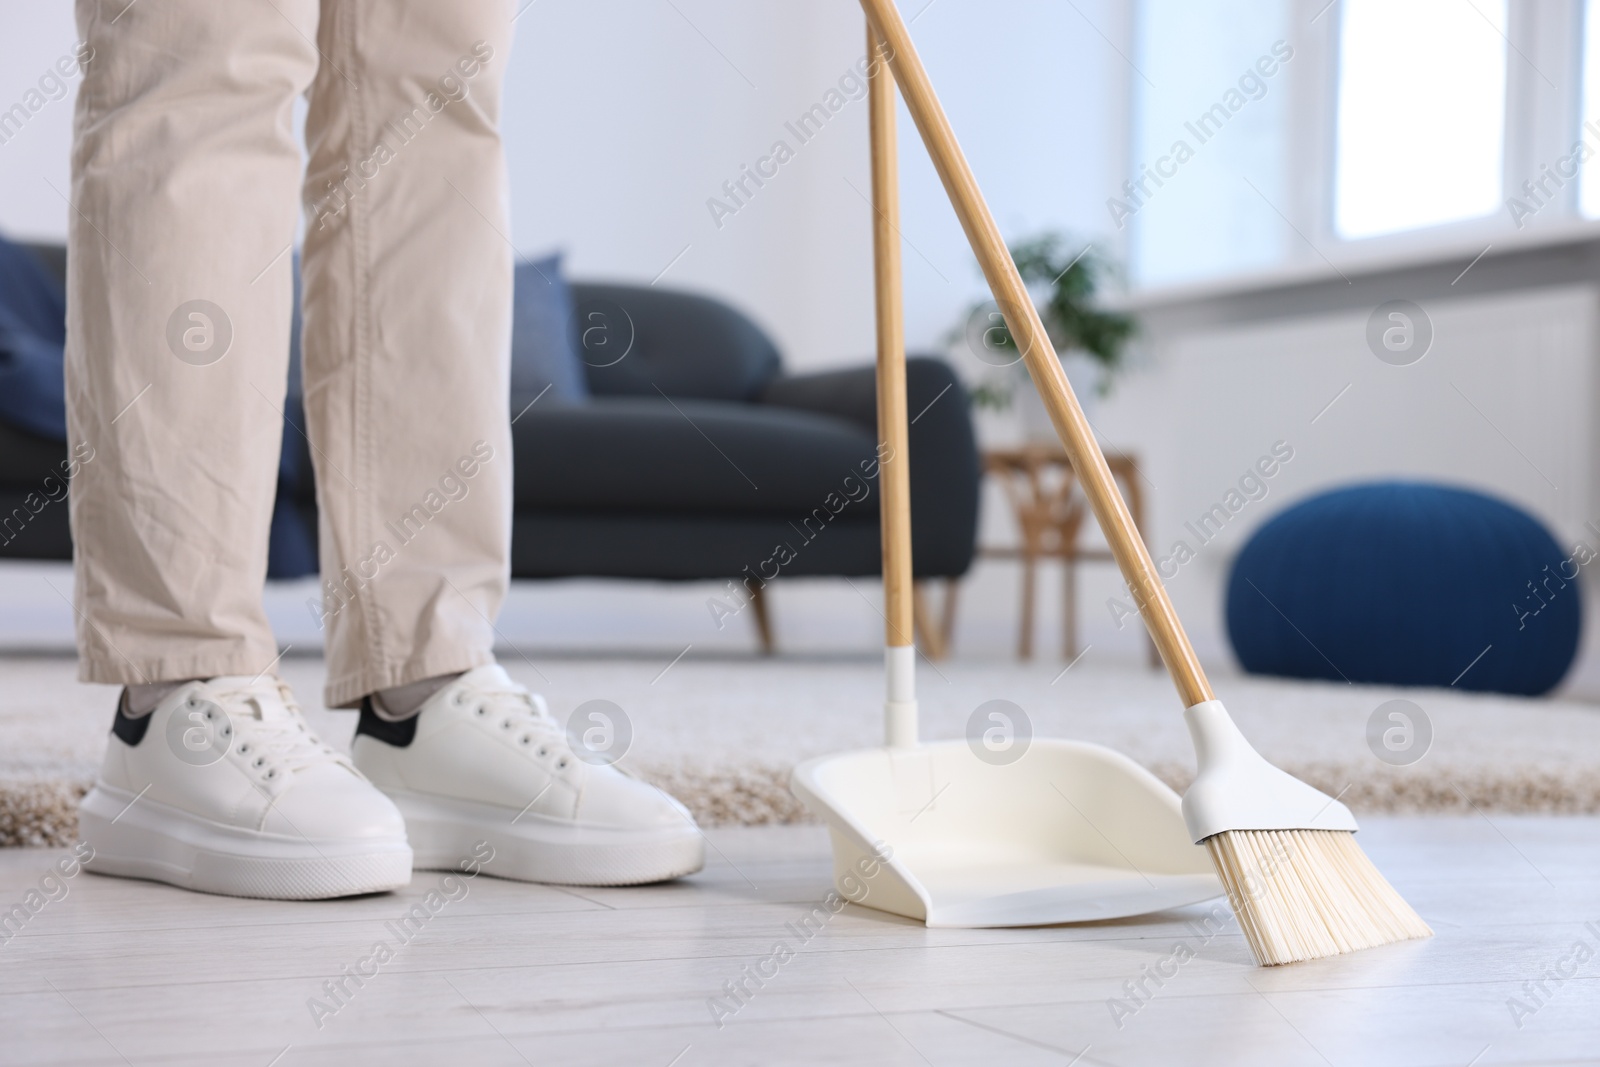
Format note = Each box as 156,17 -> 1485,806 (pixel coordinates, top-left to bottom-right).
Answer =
868,21 -> 918,747
859,0 -> 1214,708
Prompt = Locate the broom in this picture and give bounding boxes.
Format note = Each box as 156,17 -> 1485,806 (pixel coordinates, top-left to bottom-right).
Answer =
858,0 -> 1432,965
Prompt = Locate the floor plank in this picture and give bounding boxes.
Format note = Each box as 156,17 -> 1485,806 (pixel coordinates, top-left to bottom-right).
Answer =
2,818 -> 1597,1066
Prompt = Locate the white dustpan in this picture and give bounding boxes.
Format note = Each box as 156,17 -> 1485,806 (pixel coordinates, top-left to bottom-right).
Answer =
790,24 -> 1220,928
793,737 -> 1219,927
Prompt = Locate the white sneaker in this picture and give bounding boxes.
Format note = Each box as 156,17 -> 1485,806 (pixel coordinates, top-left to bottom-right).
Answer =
79,676 -> 412,900
352,664 -> 704,886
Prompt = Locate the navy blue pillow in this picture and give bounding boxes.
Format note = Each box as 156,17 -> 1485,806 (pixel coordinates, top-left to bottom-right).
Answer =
511,253 -> 586,406
1227,482 -> 1581,696
269,254 -> 319,580
0,235 -> 68,440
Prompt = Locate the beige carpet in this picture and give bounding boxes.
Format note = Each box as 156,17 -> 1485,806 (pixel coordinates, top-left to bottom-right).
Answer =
4,652 -> 1599,846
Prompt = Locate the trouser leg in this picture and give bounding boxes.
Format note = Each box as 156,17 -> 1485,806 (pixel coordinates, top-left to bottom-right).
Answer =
66,0 -> 320,685
302,0 -> 514,708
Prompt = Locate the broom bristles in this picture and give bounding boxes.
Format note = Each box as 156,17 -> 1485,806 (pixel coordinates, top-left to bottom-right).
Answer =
1204,828 -> 1433,966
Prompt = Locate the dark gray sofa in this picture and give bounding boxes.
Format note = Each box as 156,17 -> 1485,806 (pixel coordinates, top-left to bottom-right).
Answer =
1,245 -> 980,628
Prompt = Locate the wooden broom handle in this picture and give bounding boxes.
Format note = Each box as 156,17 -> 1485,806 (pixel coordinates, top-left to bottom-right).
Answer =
868,21 -> 915,651
859,0 -> 1214,706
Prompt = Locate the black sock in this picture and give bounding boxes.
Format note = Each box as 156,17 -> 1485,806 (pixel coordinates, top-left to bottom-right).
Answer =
355,697 -> 419,748
112,690 -> 154,746
111,680 -> 197,745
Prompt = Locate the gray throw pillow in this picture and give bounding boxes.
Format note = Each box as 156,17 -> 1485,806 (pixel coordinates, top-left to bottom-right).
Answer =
511,253 -> 587,406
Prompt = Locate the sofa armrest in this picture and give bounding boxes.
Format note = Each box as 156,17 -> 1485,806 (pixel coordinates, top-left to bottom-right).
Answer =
759,363 -> 875,429
758,356 -> 981,576
759,355 -> 969,440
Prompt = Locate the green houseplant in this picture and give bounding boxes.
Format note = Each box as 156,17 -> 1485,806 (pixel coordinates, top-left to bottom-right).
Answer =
955,233 -> 1136,413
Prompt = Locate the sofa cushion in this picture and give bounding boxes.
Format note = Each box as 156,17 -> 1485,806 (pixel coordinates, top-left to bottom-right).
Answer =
513,397 -> 878,516
512,253 -> 587,405
762,357 -> 980,578
0,235 -> 68,441
571,283 -> 781,402
0,420 -> 67,485
0,488 -> 73,561
511,511 -> 883,581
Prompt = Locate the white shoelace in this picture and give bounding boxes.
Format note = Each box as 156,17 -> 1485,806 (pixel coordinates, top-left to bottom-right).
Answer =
450,679 -> 571,762
202,678 -> 348,781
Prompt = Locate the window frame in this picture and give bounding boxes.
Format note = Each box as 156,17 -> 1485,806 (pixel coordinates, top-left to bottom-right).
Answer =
1121,0 -> 1593,295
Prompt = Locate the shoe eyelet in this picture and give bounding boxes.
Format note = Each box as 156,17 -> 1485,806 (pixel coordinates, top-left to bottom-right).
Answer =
556,758 -> 569,769
519,736 -> 530,745
265,769 -> 277,779
474,707 -> 485,717
203,709 -> 214,719
253,758 -> 264,768
238,744 -> 249,754
536,746 -> 548,757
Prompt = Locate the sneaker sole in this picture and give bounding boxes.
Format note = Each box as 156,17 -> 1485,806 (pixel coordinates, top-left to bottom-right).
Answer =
389,790 -> 705,886
79,783 -> 413,900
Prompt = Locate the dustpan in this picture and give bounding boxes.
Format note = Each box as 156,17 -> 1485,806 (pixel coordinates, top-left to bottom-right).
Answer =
790,12 -> 1221,928
793,740 -> 1221,927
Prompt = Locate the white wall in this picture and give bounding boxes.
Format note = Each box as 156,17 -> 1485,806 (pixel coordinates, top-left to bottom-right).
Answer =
1,0 -> 1122,373
0,3 -> 79,237
503,0 -> 1124,370
1090,283 -> 1600,675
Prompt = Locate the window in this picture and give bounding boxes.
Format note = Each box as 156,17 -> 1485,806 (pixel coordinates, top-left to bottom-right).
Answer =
1333,0 -> 1508,239
1122,0 -> 1579,291
1127,0 -> 1292,287
1581,0 -> 1600,218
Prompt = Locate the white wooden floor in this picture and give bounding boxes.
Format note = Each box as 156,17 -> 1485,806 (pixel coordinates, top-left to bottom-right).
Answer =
1,817 -> 1596,1067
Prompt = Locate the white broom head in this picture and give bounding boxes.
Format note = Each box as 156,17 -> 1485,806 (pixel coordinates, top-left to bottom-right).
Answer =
1182,701 -> 1433,966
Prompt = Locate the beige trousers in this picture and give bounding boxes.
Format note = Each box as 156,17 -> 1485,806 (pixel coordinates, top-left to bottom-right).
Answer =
66,0 -> 514,707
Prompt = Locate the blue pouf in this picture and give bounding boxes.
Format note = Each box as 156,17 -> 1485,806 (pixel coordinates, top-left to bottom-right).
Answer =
1226,482 -> 1582,695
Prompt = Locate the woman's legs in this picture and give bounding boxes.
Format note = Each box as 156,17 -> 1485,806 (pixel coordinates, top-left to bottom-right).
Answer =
66,0 -> 320,686
301,0 -> 515,709
67,0 -> 700,893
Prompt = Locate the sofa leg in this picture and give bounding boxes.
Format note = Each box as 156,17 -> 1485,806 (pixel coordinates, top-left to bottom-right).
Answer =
938,578 -> 959,656
749,582 -> 775,654
913,581 -> 954,660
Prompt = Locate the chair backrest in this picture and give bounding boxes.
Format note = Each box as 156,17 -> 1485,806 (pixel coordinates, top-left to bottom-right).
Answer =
570,282 -> 782,402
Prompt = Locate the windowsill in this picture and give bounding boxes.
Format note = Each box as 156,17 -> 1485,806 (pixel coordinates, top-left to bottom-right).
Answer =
1111,216 -> 1600,313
